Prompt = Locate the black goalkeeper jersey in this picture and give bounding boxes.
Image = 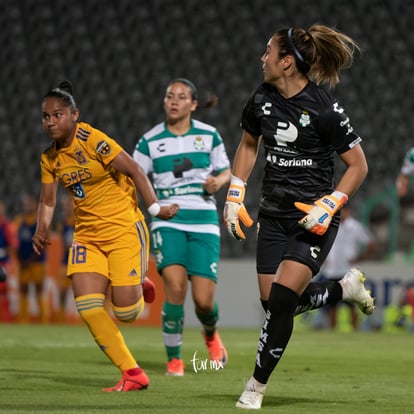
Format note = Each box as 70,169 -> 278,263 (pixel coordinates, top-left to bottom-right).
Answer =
241,81 -> 362,218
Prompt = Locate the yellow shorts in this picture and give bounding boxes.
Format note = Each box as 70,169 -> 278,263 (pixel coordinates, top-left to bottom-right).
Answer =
67,220 -> 149,287
19,262 -> 45,285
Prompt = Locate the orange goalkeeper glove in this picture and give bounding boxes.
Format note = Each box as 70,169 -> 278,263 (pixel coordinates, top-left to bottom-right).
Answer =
224,175 -> 254,240
294,191 -> 348,236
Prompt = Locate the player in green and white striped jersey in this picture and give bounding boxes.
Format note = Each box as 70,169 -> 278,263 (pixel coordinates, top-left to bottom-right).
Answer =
133,79 -> 231,376
397,147 -> 414,197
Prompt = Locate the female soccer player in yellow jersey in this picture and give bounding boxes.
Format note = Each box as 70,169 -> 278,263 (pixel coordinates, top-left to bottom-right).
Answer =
32,81 -> 178,392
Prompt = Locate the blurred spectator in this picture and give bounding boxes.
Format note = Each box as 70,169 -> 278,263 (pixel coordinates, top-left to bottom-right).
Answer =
394,149 -> 414,332
0,200 -> 19,322
395,285 -> 414,332
0,265 -> 6,282
15,193 -> 46,323
396,147 -> 414,197
54,194 -> 75,322
316,205 -> 376,330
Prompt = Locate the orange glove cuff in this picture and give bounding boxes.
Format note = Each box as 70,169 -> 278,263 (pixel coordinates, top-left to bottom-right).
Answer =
226,175 -> 246,203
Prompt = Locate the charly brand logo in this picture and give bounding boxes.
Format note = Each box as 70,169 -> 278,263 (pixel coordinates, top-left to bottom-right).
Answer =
191,351 -> 224,373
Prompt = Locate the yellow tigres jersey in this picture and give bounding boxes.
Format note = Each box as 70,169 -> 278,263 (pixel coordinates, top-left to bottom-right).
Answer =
40,122 -> 144,243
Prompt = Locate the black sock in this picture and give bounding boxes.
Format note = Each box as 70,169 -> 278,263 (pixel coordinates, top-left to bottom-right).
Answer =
294,280 -> 342,316
260,299 -> 268,312
253,283 -> 299,384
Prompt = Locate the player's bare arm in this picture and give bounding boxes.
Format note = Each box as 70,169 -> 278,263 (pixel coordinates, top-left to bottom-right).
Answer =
32,182 -> 58,254
232,131 -> 261,182
336,144 -> 368,198
110,150 -> 179,219
204,168 -> 231,194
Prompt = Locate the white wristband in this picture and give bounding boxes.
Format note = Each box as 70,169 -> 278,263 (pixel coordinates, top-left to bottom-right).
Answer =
231,175 -> 246,187
147,202 -> 161,217
332,191 -> 348,203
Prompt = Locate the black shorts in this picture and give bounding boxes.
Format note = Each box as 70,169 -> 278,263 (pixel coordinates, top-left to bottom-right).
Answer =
256,212 -> 339,276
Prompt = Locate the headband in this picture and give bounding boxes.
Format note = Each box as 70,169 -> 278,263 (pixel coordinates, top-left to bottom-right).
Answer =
287,27 -> 310,73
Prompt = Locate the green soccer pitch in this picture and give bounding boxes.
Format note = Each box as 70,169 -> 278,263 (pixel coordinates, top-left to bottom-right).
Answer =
0,324 -> 412,414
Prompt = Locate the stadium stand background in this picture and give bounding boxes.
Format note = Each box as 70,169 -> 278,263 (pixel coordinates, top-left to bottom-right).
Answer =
1,0 -> 413,258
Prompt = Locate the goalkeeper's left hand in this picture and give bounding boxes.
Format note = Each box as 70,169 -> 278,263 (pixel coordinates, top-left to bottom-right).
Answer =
294,191 -> 348,236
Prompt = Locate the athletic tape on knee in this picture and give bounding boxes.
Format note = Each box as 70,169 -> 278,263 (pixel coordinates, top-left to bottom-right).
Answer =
112,297 -> 144,323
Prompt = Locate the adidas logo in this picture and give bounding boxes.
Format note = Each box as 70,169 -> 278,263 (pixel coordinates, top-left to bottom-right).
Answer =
129,269 -> 137,276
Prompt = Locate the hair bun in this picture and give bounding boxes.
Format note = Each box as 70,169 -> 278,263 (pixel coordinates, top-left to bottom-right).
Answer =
58,80 -> 73,95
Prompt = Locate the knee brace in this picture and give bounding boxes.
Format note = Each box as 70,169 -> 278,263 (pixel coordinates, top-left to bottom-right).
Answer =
112,297 -> 144,323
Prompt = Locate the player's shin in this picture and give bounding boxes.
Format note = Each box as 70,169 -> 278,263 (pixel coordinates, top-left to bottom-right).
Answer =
253,283 -> 298,384
162,302 -> 184,361
75,294 -> 137,371
294,280 -> 342,316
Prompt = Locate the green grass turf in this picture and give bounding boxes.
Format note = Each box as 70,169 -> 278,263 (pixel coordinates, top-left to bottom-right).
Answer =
0,324 -> 412,414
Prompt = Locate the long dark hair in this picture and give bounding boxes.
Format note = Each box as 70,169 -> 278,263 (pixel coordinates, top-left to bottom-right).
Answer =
168,78 -> 218,108
276,25 -> 360,88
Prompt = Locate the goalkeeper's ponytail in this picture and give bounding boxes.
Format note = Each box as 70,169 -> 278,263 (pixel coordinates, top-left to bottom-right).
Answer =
276,25 -> 360,89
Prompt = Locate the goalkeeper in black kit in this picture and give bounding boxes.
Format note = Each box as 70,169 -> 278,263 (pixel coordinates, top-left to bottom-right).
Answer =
223,24 -> 375,410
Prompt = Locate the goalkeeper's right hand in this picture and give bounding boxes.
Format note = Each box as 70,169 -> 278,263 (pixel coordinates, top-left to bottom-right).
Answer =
224,175 -> 254,240
294,191 -> 348,236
